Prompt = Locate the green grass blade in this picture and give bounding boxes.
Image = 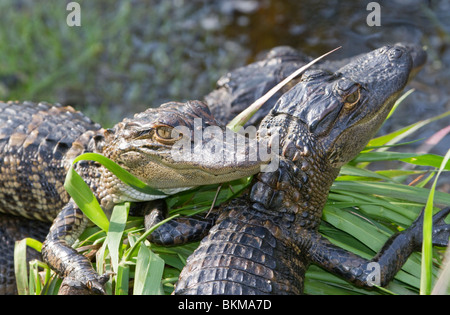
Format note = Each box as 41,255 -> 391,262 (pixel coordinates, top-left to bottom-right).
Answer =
331,181 -> 450,207
64,151 -> 169,231
71,152 -> 167,196
368,110 -> 450,150
14,239 -> 29,295
133,245 -> 165,295
64,166 -> 110,231
123,213 -> 179,262
352,152 -> 450,170
385,89 -> 415,120
420,149 -> 450,295
115,263 -> 130,295
106,202 -> 130,273
25,238 -> 43,252
227,47 -> 341,131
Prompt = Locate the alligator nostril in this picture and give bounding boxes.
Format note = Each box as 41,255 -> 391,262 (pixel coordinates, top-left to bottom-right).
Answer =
389,48 -> 403,60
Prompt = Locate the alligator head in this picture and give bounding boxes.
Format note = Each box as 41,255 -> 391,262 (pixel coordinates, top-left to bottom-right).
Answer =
264,43 -> 426,169
101,100 -> 262,190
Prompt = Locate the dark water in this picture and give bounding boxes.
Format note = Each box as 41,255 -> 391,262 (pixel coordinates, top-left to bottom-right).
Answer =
206,0 -> 450,155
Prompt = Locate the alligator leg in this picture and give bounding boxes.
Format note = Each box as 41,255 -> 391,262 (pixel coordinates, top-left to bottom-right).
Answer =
139,200 -> 216,246
302,207 -> 450,288
41,200 -> 109,295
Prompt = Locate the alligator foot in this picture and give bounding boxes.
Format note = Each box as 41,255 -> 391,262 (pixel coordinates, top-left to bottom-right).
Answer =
408,207 -> 450,248
304,206 -> 450,288
58,273 -> 110,295
42,201 -> 111,295
141,200 -> 216,246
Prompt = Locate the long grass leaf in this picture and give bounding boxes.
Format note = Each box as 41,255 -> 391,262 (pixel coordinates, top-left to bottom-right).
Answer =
368,111 -> 450,149
385,89 -> 415,120
106,202 -> 130,273
115,263 -> 130,295
331,181 -> 450,207
64,167 -> 110,231
134,245 -> 165,295
420,149 -> 450,295
353,152 -> 450,170
227,47 -> 341,131
71,152 -> 167,196
14,239 -> 29,295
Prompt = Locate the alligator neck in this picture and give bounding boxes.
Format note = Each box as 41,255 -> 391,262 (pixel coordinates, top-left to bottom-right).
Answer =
251,116 -> 339,230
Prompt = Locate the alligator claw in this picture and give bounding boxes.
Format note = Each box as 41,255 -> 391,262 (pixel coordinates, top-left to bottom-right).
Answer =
430,207 -> 450,247
410,207 -> 450,248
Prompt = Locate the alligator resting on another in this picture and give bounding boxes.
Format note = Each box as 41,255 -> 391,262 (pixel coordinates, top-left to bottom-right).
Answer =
0,100 -> 263,295
172,43 -> 450,294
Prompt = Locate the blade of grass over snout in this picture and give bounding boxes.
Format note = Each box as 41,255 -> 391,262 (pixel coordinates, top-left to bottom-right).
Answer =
64,167 -> 110,231
71,153 -> 167,196
420,148 -> 450,295
227,46 -> 342,132
64,152 -> 167,231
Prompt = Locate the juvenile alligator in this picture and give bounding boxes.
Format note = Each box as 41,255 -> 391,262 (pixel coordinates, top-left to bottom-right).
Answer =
205,43 -> 427,127
173,44 -> 450,294
0,100 -> 263,294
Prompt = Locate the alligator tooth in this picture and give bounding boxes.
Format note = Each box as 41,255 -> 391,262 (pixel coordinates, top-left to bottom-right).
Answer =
292,151 -> 301,161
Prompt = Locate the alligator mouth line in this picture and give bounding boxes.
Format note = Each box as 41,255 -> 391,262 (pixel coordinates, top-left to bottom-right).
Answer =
124,146 -> 262,176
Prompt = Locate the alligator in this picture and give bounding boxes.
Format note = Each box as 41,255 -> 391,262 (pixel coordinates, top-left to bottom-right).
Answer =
205,43 -> 427,127
172,43 -> 450,294
0,100 -> 263,295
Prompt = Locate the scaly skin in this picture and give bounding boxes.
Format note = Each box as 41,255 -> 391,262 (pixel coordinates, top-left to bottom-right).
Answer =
0,100 -> 263,294
172,44 -> 448,295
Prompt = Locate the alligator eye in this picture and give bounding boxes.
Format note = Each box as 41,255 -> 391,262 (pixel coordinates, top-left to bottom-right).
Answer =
156,126 -> 172,139
154,125 -> 182,144
344,88 -> 361,109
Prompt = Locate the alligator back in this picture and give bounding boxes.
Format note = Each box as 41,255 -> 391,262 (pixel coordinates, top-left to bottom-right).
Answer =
0,101 -> 101,221
174,201 -> 306,295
